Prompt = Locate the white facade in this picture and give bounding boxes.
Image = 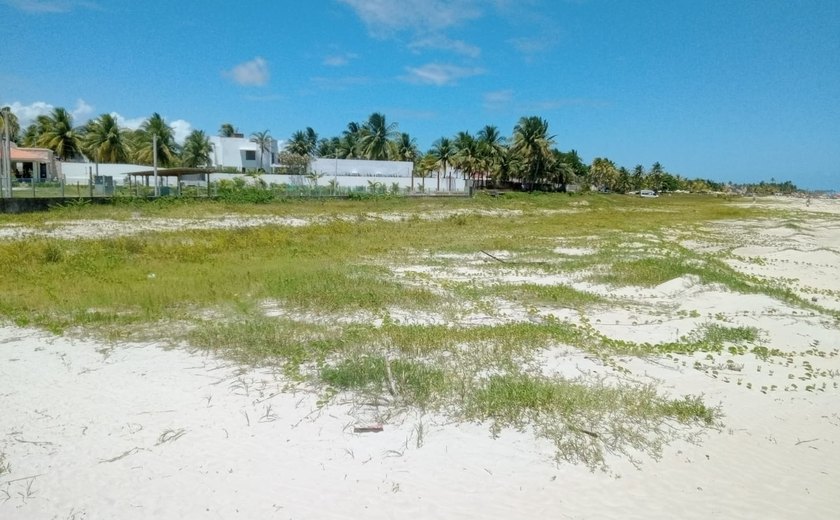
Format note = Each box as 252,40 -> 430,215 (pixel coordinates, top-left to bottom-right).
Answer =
310,158 -> 413,178
53,156 -> 468,193
209,135 -> 279,172
59,161 -> 150,184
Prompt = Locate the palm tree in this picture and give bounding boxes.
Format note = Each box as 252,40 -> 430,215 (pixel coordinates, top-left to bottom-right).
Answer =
428,137 -> 454,192
452,131 -> 481,181
415,153 -> 437,192
615,166 -> 631,193
82,114 -> 130,163
181,130 -> 213,167
250,130 -> 272,171
589,157 -> 618,191
19,115 -> 54,148
632,165 -> 645,191
287,127 -> 318,158
133,113 -> 177,166
549,150 -> 576,191
649,162 -> 665,192
219,123 -> 236,137
510,116 -> 555,190
494,147 -> 519,184
317,137 -> 340,158
19,123 -> 40,147
36,107 -> 83,160
390,132 -> 418,162
477,125 -> 506,187
357,112 -> 398,160
0,108 -> 20,142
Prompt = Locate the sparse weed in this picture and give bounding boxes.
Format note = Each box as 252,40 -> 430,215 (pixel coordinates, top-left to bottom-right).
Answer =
0,193 -> 812,470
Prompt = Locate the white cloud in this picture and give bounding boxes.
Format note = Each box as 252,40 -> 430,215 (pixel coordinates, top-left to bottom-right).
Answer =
508,35 -> 557,57
338,0 -> 482,36
409,36 -> 481,58
110,113 -> 194,144
483,89 -> 514,109
2,0 -> 98,13
110,112 -> 145,130
323,53 -> 358,67
6,98 -> 94,126
401,63 -> 484,86
71,98 -> 93,120
5,100 -> 193,144
170,119 -> 193,145
6,101 -> 54,126
224,57 -> 270,87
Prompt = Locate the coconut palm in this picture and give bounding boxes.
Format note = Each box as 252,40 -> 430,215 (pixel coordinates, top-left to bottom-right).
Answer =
649,162 -> 665,192
317,137 -> 340,158
589,157 -> 618,191
493,147 -> 521,182
632,165 -> 645,191
477,125 -> 505,158
389,132 -> 418,162
452,131 -> 482,181
415,153 -> 437,192
19,124 -> 40,147
82,113 -> 130,163
133,113 -> 177,166
357,112 -> 398,160
219,123 -> 236,137
181,130 -> 213,167
35,107 -> 83,160
287,127 -> 318,158
428,137 -> 454,192
510,116 -> 555,190
250,130 -> 272,171
0,107 -> 20,142
477,125 -> 506,185
337,133 -> 360,159
549,151 -> 576,191
19,114 -> 53,147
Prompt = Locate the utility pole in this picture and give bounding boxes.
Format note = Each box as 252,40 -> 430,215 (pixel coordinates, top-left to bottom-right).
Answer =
153,133 -> 159,197
1,107 -> 11,198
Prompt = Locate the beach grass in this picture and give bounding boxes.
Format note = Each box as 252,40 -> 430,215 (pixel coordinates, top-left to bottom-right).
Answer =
0,192 -> 803,468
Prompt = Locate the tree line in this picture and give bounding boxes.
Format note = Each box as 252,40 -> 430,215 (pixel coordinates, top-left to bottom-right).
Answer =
0,107 -> 227,169
280,112 -> 735,193
1,106 -> 796,193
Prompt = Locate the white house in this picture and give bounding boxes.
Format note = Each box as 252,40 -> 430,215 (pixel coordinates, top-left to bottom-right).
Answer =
209,134 -> 280,172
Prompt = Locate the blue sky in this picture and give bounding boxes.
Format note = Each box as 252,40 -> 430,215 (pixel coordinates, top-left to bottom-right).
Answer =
2,0 -> 839,189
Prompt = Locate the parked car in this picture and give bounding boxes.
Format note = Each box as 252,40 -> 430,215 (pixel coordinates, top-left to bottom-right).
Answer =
639,189 -> 658,198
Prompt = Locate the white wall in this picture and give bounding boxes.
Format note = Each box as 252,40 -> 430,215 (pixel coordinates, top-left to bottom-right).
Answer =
59,162 -> 150,184
209,136 -> 279,172
55,160 -> 468,193
209,173 -> 468,193
310,158 -> 413,178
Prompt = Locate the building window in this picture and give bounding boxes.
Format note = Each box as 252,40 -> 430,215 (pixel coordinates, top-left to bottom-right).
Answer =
245,150 -> 256,161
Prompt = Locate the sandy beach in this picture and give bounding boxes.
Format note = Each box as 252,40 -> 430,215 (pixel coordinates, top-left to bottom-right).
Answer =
2,196 -> 839,519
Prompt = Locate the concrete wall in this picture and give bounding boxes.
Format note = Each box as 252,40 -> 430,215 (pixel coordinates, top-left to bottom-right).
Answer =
54,159 -> 468,193
208,173 -> 468,193
310,158 -> 413,178
209,136 -> 279,172
59,162 -> 151,184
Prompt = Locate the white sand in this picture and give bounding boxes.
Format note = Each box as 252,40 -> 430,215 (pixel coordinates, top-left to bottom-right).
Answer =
2,198 -> 840,519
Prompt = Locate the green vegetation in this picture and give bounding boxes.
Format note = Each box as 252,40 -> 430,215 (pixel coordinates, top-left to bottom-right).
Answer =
7,102 -> 798,194
3,193 -> 826,469
320,357 -> 447,407
465,374 -> 717,468
0,452 -> 9,476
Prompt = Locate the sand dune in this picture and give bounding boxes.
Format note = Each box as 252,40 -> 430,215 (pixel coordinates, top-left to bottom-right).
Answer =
2,199 -> 839,519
